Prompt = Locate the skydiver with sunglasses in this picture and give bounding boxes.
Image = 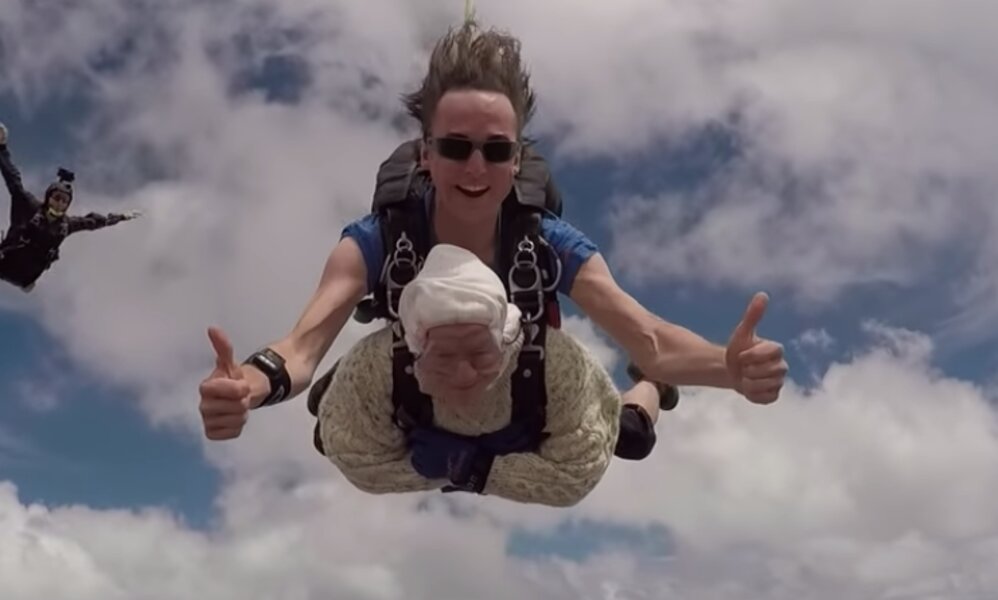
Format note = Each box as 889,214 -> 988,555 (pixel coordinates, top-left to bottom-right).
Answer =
197,21 -> 789,479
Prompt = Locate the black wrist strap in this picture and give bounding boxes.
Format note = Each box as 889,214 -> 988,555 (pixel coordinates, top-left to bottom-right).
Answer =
243,347 -> 291,408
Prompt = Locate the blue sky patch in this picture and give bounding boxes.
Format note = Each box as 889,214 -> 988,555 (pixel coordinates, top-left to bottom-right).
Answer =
0,311 -> 219,529
507,518 -> 674,562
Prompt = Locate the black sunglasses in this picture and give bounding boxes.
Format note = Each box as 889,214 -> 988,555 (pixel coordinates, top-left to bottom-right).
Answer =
428,136 -> 519,163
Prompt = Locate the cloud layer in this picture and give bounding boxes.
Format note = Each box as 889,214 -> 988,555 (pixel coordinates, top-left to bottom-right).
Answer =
5,323 -> 998,599
2,0 -> 997,598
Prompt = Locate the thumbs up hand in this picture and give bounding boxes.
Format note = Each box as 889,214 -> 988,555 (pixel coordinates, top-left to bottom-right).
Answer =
198,326 -> 252,440
725,292 -> 788,404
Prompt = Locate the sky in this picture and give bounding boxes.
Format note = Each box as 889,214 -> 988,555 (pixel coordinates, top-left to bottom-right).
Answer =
1,0 -> 997,598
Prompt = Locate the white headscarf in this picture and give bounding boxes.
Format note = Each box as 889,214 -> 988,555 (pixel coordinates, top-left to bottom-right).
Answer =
398,244 -> 522,355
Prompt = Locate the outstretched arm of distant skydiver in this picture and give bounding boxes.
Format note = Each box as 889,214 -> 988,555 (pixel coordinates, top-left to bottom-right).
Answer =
66,210 -> 141,235
0,124 -> 43,226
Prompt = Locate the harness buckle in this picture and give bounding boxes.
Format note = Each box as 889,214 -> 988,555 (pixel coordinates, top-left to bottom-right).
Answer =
383,232 -> 423,319
508,237 -> 546,323
520,322 -> 545,361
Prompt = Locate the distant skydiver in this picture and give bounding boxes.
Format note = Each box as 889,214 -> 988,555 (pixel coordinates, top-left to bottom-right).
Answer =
0,122 -> 141,292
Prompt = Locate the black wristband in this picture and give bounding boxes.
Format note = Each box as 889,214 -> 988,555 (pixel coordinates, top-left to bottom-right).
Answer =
243,347 -> 291,408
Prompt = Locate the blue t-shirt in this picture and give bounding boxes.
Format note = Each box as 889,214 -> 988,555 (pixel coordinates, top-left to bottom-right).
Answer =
340,191 -> 598,296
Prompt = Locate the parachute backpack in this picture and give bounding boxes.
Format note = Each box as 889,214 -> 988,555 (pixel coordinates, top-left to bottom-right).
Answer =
308,137 -> 566,494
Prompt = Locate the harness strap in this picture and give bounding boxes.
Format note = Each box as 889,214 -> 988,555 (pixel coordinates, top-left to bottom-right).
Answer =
350,141 -> 563,493
503,210 -> 556,452
379,199 -> 435,433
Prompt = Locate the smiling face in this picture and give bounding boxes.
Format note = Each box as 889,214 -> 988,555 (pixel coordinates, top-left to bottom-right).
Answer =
46,190 -> 71,217
413,321 -> 503,404
420,89 -> 521,230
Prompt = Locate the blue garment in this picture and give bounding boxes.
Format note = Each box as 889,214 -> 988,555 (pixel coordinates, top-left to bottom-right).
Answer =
408,422 -> 540,481
408,427 -> 480,480
340,189 -> 599,296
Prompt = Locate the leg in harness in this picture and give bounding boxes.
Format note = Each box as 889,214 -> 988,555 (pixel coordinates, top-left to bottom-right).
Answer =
0,231 -> 48,292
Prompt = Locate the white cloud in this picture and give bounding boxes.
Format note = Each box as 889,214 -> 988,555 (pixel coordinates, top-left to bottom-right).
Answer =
1,0 -> 998,598
560,315 -> 621,373
564,323 -> 998,597
483,0 -> 998,332
0,478 -> 589,600
4,323 -> 998,598
792,327 -> 835,354
789,327 -> 838,385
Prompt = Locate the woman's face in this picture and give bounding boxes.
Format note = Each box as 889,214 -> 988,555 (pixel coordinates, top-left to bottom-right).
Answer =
47,191 -> 71,216
413,322 -> 503,403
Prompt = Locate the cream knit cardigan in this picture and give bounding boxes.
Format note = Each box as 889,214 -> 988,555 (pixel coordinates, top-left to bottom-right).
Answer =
316,326 -> 622,507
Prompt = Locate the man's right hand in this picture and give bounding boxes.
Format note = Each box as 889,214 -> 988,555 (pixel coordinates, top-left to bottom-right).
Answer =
0,122 -> 8,146
199,326 -> 252,440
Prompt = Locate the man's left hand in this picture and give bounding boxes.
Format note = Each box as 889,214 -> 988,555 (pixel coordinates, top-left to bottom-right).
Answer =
725,292 -> 788,405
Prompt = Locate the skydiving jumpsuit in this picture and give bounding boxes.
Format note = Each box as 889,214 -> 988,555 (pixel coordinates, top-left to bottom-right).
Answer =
0,143 -> 132,289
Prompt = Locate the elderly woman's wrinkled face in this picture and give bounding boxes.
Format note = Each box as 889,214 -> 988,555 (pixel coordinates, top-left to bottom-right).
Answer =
414,322 -> 503,402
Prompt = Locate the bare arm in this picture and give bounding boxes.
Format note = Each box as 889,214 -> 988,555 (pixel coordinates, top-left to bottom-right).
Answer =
243,236 -> 370,408
570,253 -> 735,388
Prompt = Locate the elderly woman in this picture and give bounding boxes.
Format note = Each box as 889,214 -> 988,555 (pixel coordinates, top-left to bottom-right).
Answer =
312,244 -> 670,507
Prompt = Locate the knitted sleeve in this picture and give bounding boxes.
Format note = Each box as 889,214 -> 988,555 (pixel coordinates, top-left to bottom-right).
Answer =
317,328 -> 442,494
483,330 -> 622,507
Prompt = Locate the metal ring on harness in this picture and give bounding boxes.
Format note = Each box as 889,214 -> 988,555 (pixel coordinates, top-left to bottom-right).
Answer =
383,232 -> 423,320
508,237 -> 546,324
